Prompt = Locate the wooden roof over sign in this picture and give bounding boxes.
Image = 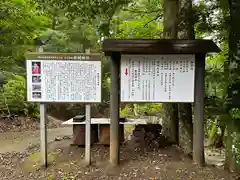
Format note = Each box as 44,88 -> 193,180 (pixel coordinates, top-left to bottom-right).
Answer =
102,39 -> 221,55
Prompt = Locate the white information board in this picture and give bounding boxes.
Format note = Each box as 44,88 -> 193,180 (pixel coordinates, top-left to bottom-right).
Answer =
120,54 -> 195,102
26,53 -> 101,103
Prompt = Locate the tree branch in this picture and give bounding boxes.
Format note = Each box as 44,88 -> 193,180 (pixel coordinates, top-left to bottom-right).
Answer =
122,8 -> 161,14
143,13 -> 163,27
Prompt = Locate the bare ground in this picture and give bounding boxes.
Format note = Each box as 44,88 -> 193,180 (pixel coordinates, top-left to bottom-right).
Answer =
0,116 -> 65,133
0,127 -> 72,153
0,125 -> 238,180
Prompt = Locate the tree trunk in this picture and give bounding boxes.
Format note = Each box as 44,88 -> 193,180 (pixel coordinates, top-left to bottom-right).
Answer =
224,117 -> 236,172
163,0 -> 178,38
177,0 -> 195,39
177,0 -> 194,156
225,0 -> 240,171
178,103 -> 193,155
162,0 -> 179,144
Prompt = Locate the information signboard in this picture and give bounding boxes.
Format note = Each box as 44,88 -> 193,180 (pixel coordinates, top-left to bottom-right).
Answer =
26,53 -> 101,103
120,54 -> 195,102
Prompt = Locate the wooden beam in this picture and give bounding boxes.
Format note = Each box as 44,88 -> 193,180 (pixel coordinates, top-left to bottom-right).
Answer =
102,39 -> 221,55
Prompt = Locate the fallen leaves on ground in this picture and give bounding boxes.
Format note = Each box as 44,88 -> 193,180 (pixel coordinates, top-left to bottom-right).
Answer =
0,139 -> 238,180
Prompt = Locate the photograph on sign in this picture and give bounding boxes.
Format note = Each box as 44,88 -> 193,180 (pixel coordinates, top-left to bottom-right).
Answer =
120,54 -> 195,103
32,84 -> 41,91
32,92 -> 42,99
32,62 -> 41,74
26,55 -> 101,103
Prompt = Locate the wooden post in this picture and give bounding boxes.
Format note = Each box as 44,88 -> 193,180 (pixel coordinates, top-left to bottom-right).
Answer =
193,54 -> 205,166
85,104 -> 91,165
110,52 -> 121,166
37,46 -> 48,168
85,49 -> 91,165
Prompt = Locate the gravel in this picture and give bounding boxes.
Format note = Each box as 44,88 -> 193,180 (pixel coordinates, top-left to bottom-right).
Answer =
0,120 -> 237,180
0,141 -> 237,180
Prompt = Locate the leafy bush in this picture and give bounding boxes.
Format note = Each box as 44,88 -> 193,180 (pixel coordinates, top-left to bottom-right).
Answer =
0,75 -> 39,118
120,103 -> 162,118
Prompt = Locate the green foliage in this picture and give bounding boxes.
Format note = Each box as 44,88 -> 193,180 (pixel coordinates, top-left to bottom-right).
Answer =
35,0 -> 133,37
120,105 -> 134,117
115,16 -> 163,38
35,0 -> 132,19
115,0 -> 163,115
137,103 -> 162,115
0,0 -> 48,118
114,0 -> 163,38
194,0 -> 229,40
0,75 -> 39,117
42,18 -> 100,53
120,103 -> 162,117
0,0 -> 50,74
204,42 -> 229,143
1,0 -> 240,169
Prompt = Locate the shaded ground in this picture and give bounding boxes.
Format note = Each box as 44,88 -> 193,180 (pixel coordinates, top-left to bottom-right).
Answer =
0,116 -> 65,133
0,127 -> 72,153
0,125 -> 238,180
205,148 -> 225,167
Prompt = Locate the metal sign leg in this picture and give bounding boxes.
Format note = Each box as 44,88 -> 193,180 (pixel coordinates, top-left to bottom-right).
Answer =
85,104 -> 91,165
40,103 -> 47,167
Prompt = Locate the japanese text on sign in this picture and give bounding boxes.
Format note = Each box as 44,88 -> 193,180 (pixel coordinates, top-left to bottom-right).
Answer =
120,55 -> 195,102
26,54 -> 101,103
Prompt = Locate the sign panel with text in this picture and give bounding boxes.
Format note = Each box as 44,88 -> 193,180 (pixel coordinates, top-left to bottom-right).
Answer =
120,54 -> 195,102
26,53 -> 101,103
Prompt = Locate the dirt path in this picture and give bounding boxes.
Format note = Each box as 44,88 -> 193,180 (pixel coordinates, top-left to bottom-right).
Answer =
0,127 -> 72,153
0,126 -> 226,166
16,142 -> 238,180
0,127 -> 237,180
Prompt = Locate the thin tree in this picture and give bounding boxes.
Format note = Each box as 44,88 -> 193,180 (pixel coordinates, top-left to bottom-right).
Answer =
177,0 -> 195,157
162,0 -> 179,145
224,0 -> 240,172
